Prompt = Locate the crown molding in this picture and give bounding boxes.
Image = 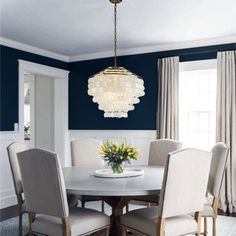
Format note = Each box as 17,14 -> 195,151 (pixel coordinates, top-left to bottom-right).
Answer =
0,37 -> 69,62
69,35 -> 236,62
1,35 -> 235,63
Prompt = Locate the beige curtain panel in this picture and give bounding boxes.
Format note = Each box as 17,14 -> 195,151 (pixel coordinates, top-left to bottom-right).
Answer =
217,50 -> 236,213
157,56 -> 179,140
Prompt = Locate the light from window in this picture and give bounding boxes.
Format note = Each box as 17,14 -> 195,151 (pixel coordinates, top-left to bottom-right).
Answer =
179,60 -> 217,150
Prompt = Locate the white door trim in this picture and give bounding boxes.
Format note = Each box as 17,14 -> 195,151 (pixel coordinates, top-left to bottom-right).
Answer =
18,60 -> 70,166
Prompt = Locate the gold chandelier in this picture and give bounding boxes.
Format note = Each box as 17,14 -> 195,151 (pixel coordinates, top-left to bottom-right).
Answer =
88,0 -> 145,118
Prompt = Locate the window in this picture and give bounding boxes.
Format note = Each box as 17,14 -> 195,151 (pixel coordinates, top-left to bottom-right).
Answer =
179,60 -> 217,150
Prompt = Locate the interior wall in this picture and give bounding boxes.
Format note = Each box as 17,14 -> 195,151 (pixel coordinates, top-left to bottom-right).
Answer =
68,43 -> 236,130
0,45 -> 68,131
34,75 -> 55,151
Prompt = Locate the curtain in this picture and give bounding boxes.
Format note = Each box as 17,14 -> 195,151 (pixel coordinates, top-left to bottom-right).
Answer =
157,57 -> 179,140
217,50 -> 236,213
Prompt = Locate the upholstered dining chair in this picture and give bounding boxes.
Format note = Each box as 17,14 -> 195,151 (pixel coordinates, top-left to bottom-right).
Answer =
131,139 -> 182,206
202,142 -> 229,236
70,138 -> 105,211
7,142 -> 29,236
121,148 -> 212,236
17,148 -> 110,236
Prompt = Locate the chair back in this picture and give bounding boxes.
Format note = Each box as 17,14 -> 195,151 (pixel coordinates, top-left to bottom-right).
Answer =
148,139 -> 182,166
71,139 -> 103,167
17,148 -> 69,218
7,142 -> 28,195
159,148 -> 212,218
207,142 -> 229,197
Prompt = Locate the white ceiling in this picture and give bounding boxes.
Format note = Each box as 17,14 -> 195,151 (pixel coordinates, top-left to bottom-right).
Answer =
1,0 -> 236,58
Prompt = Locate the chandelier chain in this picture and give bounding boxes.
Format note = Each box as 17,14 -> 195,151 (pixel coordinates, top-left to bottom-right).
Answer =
114,2 -> 117,67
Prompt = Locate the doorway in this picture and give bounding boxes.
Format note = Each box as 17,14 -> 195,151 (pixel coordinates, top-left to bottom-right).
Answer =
19,60 -> 69,166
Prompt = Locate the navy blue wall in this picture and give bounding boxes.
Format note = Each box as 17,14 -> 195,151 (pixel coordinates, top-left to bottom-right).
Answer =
0,45 -> 68,131
1,43 -> 235,131
68,43 -> 236,130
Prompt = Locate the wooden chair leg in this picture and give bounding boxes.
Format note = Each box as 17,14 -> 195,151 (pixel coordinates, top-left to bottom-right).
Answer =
81,200 -> 85,208
62,217 -> 71,236
204,217 -> 208,236
28,212 -> 34,236
121,226 -> 127,236
125,204 -> 129,213
102,200 -> 105,213
105,226 -> 110,236
194,212 -> 201,236
18,212 -> 23,236
157,217 -> 165,236
212,217 -> 216,236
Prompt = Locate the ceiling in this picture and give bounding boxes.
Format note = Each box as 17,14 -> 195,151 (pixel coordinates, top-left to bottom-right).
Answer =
1,0 -> 236,58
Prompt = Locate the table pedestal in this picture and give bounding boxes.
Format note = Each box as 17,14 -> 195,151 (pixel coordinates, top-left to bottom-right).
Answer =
103,196 -> 131,236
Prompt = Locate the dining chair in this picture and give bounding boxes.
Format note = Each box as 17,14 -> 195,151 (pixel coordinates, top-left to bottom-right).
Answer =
202,142 -> 229,236
121,148 -> 212,236
17,148 -> 110,236
70,138 -> 105,211
131,139 -> 182,206
7,142 -> 29,236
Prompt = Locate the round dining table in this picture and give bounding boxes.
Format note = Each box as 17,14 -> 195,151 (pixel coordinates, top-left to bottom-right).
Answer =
63,166 -> 164,236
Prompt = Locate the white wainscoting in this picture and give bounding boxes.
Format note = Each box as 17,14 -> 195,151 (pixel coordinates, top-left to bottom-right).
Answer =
0,130 -> 157,209
0,132 -> 23,209
69,130 -> 157,166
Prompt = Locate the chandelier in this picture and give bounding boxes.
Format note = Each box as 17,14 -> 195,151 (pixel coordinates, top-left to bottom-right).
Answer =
88,0 -> 145,118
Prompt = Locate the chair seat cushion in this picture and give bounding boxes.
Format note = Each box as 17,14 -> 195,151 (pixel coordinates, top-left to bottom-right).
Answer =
201,203 -> 214,217
121,207 -> 198,236
32,207 -> 110,236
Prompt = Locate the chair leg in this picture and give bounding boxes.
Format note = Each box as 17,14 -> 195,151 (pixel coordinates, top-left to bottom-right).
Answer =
125,204 -> 129,213
102,200 -> 105,213
194,212 -> 201,236
18,212 -> 23,236
81,200 -> 85,208
105,226 -> 110,236
212,217 -> 216,236
204,217 -> 208,236
121,226 -> 127,236
28,212 -> 34,236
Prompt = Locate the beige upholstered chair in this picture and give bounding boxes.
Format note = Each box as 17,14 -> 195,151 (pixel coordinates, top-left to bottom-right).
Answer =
70,139 -> 105,211
121,148 -> 212,236
7,142 -> 29,236
202,142 -> 229,236
132,139 -> 182,205
17,148 -> 110,236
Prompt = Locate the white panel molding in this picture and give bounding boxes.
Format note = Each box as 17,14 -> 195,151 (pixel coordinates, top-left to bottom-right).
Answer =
0,132 -> 21,209
0,188 -> 16,209
69,35 -> 236,62
0,36 -> 69,62
69,130 -> 157,166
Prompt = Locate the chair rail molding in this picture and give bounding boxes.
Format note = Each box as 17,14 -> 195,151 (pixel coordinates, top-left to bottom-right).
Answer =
69,130 -> 157,166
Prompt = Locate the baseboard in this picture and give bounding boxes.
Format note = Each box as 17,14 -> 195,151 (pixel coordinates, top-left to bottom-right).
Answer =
0,204 -> 18,222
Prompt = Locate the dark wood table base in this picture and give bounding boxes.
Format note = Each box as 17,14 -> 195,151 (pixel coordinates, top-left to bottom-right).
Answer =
103,196 -> 132,236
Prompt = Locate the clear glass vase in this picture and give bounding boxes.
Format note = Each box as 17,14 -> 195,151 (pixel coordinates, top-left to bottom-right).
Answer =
111,163 -> 124,173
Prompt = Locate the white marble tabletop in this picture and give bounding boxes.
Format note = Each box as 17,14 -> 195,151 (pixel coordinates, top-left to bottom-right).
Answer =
63,166 -> 164,196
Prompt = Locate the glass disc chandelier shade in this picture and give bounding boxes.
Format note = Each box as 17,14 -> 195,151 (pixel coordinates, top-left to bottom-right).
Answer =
87,0 -> 145,118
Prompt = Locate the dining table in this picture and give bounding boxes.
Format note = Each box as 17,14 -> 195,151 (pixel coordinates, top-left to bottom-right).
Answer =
63,166 -> 164,236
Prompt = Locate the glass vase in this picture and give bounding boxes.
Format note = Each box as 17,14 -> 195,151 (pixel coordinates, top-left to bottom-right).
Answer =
111,163 -> 124,173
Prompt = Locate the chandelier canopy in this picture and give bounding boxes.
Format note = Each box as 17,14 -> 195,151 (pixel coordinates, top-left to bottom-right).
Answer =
88,0 -> 145,118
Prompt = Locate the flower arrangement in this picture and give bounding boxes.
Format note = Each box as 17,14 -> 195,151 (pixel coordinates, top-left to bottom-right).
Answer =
99,140 -> 140,173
